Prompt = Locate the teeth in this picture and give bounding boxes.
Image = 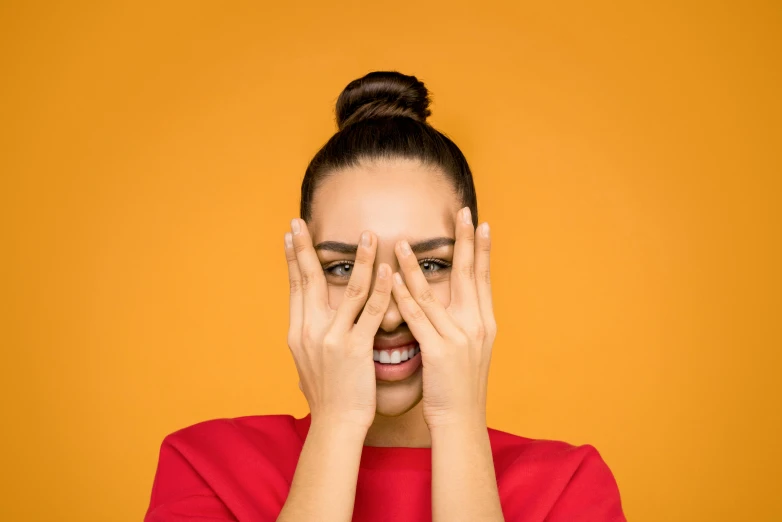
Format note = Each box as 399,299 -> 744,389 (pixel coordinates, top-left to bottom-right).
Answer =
373,344 -> 420,365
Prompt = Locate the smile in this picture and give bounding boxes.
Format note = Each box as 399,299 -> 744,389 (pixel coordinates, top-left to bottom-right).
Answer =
373,342 -> 420,364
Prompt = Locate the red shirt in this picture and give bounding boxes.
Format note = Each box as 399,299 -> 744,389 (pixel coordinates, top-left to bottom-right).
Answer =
145,414 -> 625,521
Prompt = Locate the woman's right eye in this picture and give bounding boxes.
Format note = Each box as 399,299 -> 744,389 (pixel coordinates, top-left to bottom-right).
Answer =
324,261 -> 354,279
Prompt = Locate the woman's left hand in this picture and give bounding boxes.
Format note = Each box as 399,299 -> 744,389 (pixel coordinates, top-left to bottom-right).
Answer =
391,207 -> 497,430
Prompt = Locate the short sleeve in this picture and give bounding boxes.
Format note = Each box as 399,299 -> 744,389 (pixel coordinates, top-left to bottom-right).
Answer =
545,445 -> 626,522
144,436 -> 237,522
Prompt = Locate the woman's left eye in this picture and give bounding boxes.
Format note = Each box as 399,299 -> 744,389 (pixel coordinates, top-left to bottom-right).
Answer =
419,258 -> 451,274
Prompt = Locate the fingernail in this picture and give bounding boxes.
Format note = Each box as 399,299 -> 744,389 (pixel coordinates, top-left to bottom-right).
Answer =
291,219 -> 301,235
284,232 -> 293,248
378,264 -> 388,279
393,272 -> 403,285
462,207 -> 472,225
399,240 -> 411,256
361,231 -> 371,247
480,222 -> 490,238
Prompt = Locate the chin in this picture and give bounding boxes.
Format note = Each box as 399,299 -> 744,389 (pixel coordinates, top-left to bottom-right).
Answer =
375,375 -> 424,417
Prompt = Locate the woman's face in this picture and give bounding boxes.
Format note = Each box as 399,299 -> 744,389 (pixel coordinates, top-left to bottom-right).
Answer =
308,158 -> 461,417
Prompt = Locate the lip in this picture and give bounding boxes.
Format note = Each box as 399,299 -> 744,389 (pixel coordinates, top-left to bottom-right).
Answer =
373,334 -> 417,350
374,347 -> 422,382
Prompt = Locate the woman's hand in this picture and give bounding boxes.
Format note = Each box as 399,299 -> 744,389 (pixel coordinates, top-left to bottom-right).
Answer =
285,218 -> 392,432
391,207 -> 497,430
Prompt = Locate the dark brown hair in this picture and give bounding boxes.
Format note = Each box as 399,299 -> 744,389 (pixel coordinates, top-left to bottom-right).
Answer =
300,71 -> 478,226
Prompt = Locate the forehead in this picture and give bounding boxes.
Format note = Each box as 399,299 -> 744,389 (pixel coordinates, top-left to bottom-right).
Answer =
309,158 -> 459,243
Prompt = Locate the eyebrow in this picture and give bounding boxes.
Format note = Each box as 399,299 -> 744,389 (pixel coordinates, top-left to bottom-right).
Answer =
315,236 -> 455,255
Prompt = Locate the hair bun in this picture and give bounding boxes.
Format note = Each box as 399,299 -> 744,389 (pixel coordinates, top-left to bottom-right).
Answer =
335,71 -> 431,130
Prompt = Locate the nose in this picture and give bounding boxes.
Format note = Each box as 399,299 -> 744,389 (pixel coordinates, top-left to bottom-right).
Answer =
378,294 -> 403,332
365,266 -> 404,332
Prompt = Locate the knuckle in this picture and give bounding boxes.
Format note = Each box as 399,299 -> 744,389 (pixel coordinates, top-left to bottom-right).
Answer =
322,331 -> 341,350
460,232 -> 475,244
418,288 -> 437,304
410,307 -> 428,322
473,322 -> 486,340
485,320 -> 497,337
289,277 -> 302,294
354,252 -> 374,266
450,330 -> 470,347
371,282 -> 390,296
344,281 -> 366,300
301,324 -> 318,345
459,263 -> 475,280
293,242 -> 308,255
300,271 -> 314,290
479,269 -> 491,285
363,299 -> 385,317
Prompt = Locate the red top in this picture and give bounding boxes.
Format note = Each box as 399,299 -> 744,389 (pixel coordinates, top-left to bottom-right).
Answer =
145,414 -> 625,521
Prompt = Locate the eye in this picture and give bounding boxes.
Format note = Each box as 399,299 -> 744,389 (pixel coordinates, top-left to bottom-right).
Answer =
419,258 -> 451,275
324,261 -> 354,279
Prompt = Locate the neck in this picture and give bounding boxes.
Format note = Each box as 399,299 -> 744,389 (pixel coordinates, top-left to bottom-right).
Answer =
364,401 -> 431,448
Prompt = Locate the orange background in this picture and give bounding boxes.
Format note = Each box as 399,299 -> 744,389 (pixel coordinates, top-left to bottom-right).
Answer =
2,1 -> 780,521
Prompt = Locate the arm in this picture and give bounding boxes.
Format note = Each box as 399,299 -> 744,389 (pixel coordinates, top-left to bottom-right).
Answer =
431,419 -> 505,522
275,421 -> 367,522
387,209 -> 503,521
279,222 -> 391,521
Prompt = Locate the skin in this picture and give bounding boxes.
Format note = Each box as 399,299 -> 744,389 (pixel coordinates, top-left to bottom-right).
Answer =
309,158 -> 458,445
277,158 -> 504,522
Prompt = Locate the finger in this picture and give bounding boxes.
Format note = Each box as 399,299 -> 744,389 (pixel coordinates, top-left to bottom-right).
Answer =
395,240 -> 460,338
353,262 -> 393,338
390,271 -> 440,345
475,222 -> 497,339
333,230 -> 378,332
284,232 -> 303,344
450,207 -> 480,313
290,218 -> 329,315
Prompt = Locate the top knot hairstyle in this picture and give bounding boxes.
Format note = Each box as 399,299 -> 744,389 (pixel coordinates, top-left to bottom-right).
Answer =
300,71 -> 478,226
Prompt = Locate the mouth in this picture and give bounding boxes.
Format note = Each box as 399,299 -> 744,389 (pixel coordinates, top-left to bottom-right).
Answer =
373,342 -> 420,364
372,342 -> 423,383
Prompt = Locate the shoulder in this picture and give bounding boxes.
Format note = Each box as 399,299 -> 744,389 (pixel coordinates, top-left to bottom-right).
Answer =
146,414 -> 306,520
488,425 -> 610,474
161,414 -> 304,450
488,425 -> 617,482
488,426 -> 625,520
152,414 -> 307,484
489,428 -> 600,460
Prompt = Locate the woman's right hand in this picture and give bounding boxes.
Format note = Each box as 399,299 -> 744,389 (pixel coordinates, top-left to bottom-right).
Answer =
284,218 -> 391,432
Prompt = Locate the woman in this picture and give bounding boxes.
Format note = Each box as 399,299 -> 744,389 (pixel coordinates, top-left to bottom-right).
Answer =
145,71 -> 626,521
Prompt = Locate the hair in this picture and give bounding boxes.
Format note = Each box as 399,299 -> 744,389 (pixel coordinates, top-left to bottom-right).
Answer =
300,71 -> 478,226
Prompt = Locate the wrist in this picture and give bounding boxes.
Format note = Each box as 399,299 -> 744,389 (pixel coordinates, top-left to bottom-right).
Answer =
426,410 -> 487,436
309,416 -> 369,443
